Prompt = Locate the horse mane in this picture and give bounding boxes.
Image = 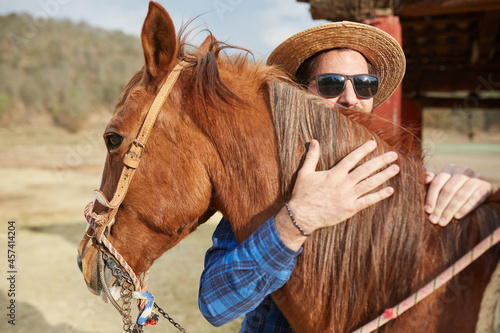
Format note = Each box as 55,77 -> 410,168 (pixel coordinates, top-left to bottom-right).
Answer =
269,81 -> 500,331
270,81 -> 426,329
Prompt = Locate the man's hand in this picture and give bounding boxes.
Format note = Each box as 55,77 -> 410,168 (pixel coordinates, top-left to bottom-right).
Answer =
275,139 -> 400,251
425,164 -> 493,226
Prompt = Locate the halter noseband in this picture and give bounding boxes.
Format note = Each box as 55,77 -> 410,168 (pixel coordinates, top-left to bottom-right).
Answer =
84,61 -> 188,330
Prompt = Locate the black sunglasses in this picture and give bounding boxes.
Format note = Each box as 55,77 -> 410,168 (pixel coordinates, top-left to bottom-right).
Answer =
308,73 -> 380,99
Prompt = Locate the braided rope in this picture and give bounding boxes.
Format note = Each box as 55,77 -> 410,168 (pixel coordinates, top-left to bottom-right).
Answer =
85,202 -> 148,293
132,291 -> 155,325
86,200 -> 156,329
353,226 -> 500,333
141,271 -> 150,292
84,201 -> 100,229
101,236 -> 145,292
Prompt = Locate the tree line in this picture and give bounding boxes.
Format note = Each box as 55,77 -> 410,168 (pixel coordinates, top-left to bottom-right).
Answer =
0,13 -> 144,132
2,13 -> 497,135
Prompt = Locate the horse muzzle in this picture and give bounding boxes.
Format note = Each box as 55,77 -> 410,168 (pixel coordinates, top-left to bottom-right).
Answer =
77,236 -> 119,299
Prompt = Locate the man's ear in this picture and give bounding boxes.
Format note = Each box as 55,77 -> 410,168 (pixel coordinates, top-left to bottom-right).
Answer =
141,1 -> 178,79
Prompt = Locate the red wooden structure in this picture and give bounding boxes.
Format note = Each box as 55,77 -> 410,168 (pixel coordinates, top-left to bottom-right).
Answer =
297,0 -> 500,138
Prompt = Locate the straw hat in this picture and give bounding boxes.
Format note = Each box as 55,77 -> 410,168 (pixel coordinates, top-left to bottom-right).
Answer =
267,21 -> 406,109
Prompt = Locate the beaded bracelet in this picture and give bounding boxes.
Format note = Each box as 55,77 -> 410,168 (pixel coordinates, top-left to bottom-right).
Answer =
284,201 -> 311,237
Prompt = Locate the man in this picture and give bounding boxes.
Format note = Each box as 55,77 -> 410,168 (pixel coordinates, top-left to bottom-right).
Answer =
198,22 -> 493,331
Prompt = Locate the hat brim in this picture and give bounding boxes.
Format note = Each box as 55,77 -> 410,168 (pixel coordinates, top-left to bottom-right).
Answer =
266,21 -> 406,109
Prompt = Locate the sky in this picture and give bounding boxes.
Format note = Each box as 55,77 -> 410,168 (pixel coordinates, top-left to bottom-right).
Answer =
0,0 -> 329,59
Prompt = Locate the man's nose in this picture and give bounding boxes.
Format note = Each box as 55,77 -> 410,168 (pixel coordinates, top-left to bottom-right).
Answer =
337,80 -> 358,107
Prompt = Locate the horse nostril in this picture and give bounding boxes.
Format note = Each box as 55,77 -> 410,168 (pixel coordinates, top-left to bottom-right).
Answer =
77,253 -> 83,273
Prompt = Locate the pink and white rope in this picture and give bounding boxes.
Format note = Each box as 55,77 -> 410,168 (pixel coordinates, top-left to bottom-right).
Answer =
352,226 -> 500,333
85,201 -> 149,293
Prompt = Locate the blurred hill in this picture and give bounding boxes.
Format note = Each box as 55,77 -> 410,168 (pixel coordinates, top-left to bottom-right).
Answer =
0,13 -> 143,132
1,13 -> 499,137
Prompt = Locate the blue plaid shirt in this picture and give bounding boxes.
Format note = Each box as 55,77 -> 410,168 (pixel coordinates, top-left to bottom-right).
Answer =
199,217 -> 301,332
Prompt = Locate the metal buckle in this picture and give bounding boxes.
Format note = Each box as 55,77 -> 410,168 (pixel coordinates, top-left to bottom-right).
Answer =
124,141 -> 145,169
133,139 -> 145,148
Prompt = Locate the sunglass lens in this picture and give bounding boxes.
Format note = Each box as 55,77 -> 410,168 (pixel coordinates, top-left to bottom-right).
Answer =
353,75 -> 379,98
317,75 -> 345,98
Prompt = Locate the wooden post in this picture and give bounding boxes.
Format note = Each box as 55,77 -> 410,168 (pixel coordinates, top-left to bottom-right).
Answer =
402,98 -> 422,142
364,15 -> 423,144
363,16 -> 403,126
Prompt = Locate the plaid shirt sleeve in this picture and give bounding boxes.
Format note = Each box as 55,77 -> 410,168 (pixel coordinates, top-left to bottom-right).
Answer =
198,216 -> 302,327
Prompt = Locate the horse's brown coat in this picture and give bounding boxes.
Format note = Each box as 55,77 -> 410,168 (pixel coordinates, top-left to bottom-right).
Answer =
78,2 -> 500,332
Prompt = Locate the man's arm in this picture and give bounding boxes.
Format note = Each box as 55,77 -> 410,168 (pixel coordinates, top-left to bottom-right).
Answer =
198,217 -> 300,326
425,164 -> 494,226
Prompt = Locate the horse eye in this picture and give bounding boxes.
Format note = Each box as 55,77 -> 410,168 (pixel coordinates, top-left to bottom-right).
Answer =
105,134 -> 123,150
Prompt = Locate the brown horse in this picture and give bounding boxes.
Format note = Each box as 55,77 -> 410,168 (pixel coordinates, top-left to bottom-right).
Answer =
77,2 -> 500,332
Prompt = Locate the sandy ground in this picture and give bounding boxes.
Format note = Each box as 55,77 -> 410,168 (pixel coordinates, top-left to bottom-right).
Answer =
0,125 -> 499,333
422,128 -> 500,189
0,125 -> 241,333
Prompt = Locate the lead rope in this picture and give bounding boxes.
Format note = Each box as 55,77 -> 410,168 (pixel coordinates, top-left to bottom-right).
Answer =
352,226 -> 500,333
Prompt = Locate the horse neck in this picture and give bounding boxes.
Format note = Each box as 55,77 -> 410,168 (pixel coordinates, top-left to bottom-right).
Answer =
187,63 -> 283,242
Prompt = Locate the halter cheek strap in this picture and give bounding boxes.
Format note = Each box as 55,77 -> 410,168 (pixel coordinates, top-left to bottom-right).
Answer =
92,61 -> 188,243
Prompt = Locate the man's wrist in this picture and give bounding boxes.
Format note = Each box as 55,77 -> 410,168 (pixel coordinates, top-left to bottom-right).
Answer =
285,201 -> 311,237
275,203 -> 313,251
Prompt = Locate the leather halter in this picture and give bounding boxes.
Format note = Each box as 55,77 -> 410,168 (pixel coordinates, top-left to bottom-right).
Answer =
92,61 -> 187,243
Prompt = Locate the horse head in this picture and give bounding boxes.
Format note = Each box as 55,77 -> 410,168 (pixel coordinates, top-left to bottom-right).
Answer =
77,2 -> 220,299
77,0 -> 281,303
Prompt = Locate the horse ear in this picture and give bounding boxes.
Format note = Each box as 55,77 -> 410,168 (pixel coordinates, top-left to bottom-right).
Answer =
195,34 -> 217,56
141,1 -> 178,79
